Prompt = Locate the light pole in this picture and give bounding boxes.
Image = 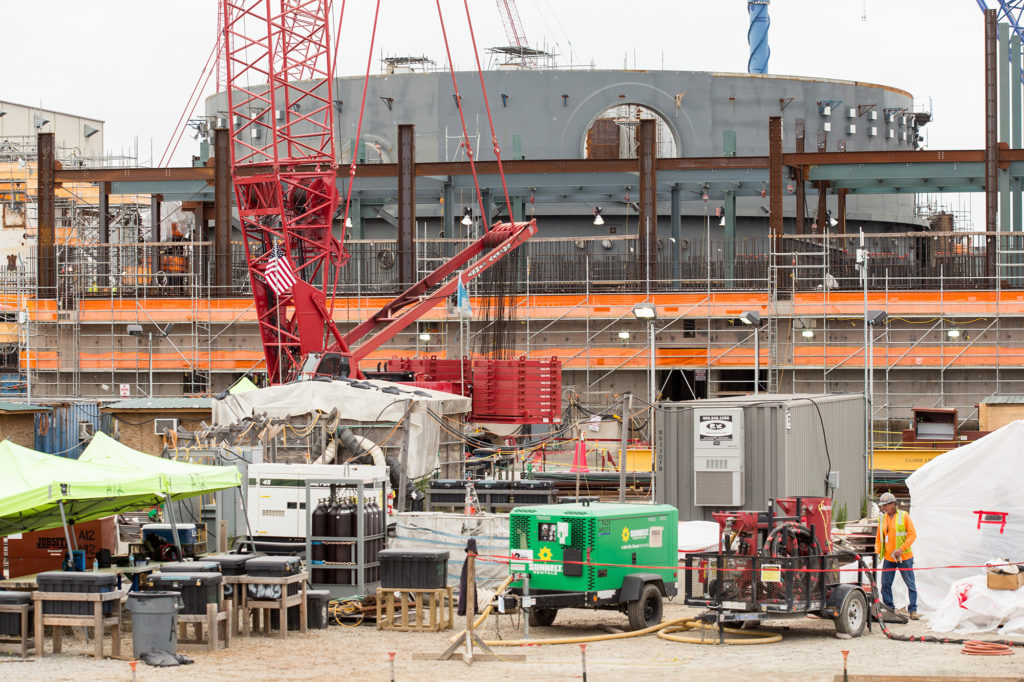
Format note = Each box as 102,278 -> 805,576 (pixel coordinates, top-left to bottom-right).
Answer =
632,303 -> 658,495
866,310 -> 887,496
739,311 -> 763,394
128,323 -> 174,397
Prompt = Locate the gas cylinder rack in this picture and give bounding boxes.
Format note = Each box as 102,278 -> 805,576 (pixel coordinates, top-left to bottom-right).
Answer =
302,474 -> 388,599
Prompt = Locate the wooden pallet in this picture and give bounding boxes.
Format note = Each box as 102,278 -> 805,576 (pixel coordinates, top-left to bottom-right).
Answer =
376,587 -> 453,632
236,572 -> 308,639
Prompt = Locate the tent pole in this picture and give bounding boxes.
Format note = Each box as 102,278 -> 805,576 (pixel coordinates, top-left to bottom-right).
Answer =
58,500 -> 76,570
237,484 -> 257,554
162,490 -> 184,560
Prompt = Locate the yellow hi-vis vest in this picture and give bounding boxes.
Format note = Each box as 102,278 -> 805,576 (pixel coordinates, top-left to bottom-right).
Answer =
881,510 -> 908,559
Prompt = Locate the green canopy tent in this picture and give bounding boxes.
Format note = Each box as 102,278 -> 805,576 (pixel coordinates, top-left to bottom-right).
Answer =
0,440 -> 169,567
79,432 -> 241,499
80,432 -> 243,556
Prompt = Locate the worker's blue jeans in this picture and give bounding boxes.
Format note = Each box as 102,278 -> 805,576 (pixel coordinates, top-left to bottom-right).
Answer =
881,557 -> 918,613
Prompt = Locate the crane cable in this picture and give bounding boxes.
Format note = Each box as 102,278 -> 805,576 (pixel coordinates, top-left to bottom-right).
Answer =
435,0 -> 487,223
459,0 -> 515,222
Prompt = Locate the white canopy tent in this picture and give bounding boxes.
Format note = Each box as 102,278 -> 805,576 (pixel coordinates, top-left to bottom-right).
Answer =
213,379 -> 471,479
906,420 -> 1024,612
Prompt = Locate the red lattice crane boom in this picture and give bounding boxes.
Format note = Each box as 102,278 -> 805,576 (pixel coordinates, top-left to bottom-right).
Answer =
495,0 -> 528,48
222,0 -> 349,383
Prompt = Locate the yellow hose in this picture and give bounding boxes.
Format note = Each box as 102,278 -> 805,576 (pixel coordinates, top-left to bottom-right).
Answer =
481,616 -> 781,647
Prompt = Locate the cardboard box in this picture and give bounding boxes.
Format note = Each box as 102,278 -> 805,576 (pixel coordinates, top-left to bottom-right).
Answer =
987,571 -> 1024,591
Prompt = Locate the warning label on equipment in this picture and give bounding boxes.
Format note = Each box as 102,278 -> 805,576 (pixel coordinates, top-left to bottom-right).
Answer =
698,414 -> 735,441
650,526 -> 663,548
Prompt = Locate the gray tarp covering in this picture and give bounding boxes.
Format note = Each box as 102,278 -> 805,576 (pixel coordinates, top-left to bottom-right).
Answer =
389,512 -> 510,591
212,379 -> 471,479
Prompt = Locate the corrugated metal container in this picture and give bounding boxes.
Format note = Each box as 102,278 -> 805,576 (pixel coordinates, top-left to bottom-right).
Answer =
34,402 -> 111,458
655,393 -> 865,522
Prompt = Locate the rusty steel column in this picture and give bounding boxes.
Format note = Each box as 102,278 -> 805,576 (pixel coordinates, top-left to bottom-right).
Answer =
815,181 -> 828,234
397,124 -> 416,288
37,132 -> 56,298
638,119 -> 658,283
986,8 -> 998,280
837,188 -> 848,235
769,117 -> 783,240
98,182 -> 110,281
150,194 -> 163,239
213,128 -> 232,297
795,118 -> 806,235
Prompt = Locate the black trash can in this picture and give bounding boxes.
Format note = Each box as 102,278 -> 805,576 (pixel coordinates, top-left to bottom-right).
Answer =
269,589 -> 331,631
0,591 -> 33,636
126,591 -> 183,659
379,549 -> 449,589
148,572 -> 223,615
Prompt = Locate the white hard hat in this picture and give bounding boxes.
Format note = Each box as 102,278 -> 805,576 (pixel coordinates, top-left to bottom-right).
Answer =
879,492 -> 897,506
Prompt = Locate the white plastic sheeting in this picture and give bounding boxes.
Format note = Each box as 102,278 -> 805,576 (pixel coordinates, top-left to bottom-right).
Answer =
389,512 -> 510,591
906,420 -> 1024,612
213,379 -> 471,479
930,575 -> 1024,635
677,520 -> 720,553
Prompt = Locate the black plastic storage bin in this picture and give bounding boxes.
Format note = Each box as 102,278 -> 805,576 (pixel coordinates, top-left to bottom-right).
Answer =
245,556 -> 301,599
159,561 -> 220,573
202,553 -> 256,576
512,479 -> 555,504
378,549 -> 449,589
36,572 -> 117,615
473,480 -> 511,505
0,591 -> 33,635
148,572 -> 223,615
270,589 -> 332,631
427,479 -> 466,503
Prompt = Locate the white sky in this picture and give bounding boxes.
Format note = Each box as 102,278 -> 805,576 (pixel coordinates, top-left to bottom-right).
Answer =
3,0 -> 988,167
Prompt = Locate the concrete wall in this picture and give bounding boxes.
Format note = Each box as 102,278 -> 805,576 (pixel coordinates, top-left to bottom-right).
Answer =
0,412 -> 37,448
0,100 -> 104,160
109,409 -> 210,455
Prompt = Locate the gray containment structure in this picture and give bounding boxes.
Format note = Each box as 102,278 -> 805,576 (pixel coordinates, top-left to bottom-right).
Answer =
655,393 -> 865,522
126,591 -> 183,659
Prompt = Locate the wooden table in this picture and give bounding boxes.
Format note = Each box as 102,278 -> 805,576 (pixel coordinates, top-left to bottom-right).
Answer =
235,572 -> 308,638
33,588 -> 127,660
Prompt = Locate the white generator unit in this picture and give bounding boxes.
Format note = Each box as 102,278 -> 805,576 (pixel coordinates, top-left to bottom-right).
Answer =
247,463 -> 389,541
693,407 -> 744,506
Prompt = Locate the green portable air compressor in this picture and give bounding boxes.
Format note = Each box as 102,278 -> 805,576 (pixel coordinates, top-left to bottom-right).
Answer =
507,501 -> 678,630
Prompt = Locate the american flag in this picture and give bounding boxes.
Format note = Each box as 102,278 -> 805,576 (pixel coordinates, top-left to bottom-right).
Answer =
264,244 -> 297,296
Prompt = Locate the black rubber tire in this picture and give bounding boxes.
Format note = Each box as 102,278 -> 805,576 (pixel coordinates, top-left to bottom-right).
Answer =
626,584 -> 663,631
528,608 -> 557,627
834,588 -> 867,637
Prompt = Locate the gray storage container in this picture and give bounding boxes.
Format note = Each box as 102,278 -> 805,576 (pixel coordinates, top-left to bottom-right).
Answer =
36,572 -> 118,615
159,561 -> 219,573
245,556 -> 301,600
379,550 -> 448,589
655,393 -> 866,521
202,553 -> 256,576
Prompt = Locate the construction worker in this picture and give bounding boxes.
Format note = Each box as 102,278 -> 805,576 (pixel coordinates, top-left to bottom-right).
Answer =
875,491 -> 919,620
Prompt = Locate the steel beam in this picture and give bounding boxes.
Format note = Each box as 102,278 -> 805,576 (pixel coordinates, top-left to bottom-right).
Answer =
837,188 -> 848,235
1014,32 -> 1023,231
815,181 -> 828,233
98,182 -> 110,281
723,190 -> 736,287
397,124 -> 416,288
214,127 -> 232,297
1001,23 -> 1012,235
769,116 -> 783,293
670,185 -> 681,285
37,132 -> 56,299
54,167 -> 214,182
639,119 -> 657,280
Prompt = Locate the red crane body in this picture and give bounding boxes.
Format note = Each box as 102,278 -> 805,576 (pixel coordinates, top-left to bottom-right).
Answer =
221,1 -> 537,385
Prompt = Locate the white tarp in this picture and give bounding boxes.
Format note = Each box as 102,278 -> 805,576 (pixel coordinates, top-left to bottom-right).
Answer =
930,574 -> 1024,635
906,420 -> 1024,612
390,512 -> 510,591
213,379 -> 471,479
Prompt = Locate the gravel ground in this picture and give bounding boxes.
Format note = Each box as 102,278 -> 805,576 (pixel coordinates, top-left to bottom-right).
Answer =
11,601 -> 1024,681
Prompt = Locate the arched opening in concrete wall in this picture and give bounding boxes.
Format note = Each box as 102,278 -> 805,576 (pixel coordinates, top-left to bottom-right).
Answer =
583,104 -> 677,159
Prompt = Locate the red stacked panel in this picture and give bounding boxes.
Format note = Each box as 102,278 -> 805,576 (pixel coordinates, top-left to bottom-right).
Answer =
471,357 -> 561,424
